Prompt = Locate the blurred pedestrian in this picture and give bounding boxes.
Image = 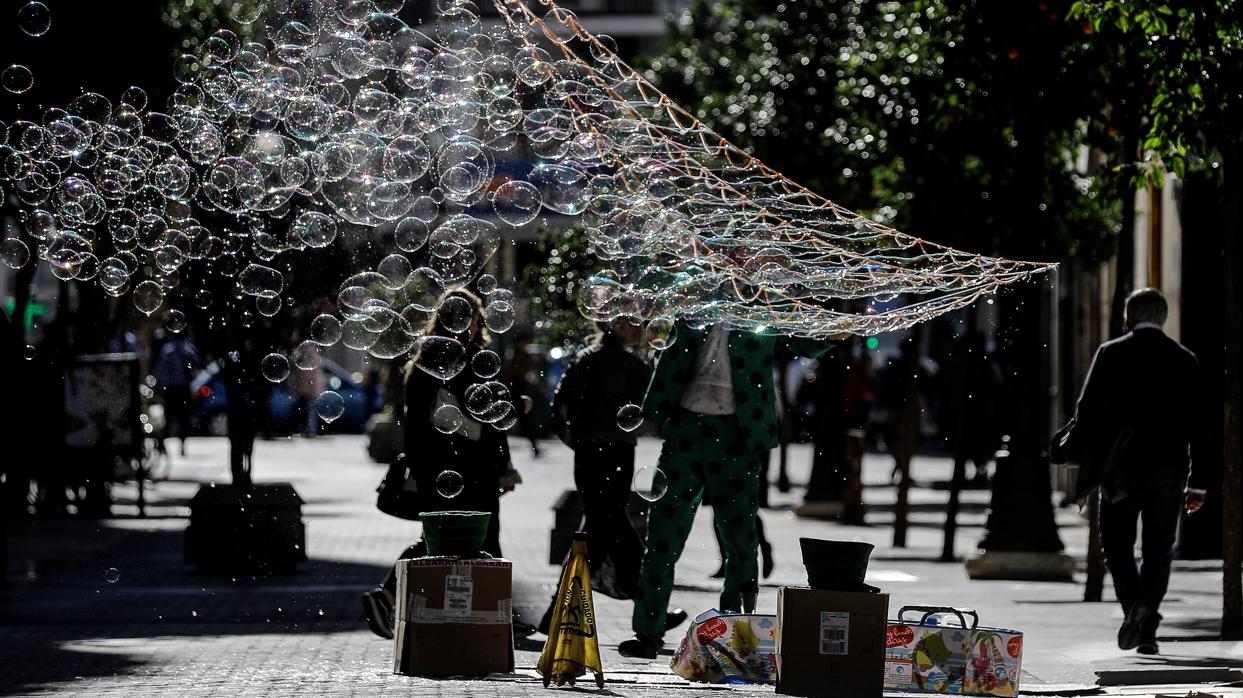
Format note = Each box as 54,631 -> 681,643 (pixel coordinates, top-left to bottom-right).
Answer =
943,332 -> 1003,484
503,334 -> 542,458
363,290 -> 521,639
618,322 -> 827,658
153,331 -> 201,456
536,319 -> 651,633
222,349 -> 257,487
1065,288 -> 1207,655
291,343 -> 324,437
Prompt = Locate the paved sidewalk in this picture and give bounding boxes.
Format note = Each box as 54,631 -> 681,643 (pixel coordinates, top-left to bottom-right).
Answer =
2,436 -> 1239,696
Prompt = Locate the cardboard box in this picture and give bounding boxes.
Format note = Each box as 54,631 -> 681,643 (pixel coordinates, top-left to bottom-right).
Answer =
883,615 -> 1023,696
393,557 -> 514,676
776,587 -> 890,697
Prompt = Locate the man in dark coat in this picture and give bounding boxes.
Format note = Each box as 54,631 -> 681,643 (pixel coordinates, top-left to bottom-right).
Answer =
1071,288 -> 1207,655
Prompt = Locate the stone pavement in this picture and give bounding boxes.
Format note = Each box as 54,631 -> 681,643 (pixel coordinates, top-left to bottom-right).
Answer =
2,435 -> 1240,697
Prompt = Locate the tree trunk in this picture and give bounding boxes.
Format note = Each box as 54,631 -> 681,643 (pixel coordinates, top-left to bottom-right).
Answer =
775,354 -> 791,496
1221,140 -> 1243,641
942,307 -> 977,562
892,326 -> 923,549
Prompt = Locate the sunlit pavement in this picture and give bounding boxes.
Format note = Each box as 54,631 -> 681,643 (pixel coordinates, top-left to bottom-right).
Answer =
2,435 -> 1239,696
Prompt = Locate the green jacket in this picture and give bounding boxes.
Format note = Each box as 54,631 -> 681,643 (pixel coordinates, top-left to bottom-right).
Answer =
643,323 -> 829,453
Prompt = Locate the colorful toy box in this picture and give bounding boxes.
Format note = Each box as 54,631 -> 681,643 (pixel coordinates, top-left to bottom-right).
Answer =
883,606 -> 1023,697
671,610 -> 778,684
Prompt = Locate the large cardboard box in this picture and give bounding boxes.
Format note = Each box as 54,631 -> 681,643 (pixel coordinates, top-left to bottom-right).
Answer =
393,557 -> 514,676
776,587 -> 890,697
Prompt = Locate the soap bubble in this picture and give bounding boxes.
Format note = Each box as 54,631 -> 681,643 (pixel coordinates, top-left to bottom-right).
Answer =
394,218 -> 430,253
437,295 -> 473,334
295,211 -> 337,248
492,180 -> 541,227
310,314 -> 342,346
471,349 -> 501,378
435,469 -> 465,499
261,353 -> 290,383
314,390 -> 345,423
103,567 -> 120,583
164,309 -> 188,334
239,263 -> 283,297
1,238 -> 30,269
133,280 -> 164,316
292,340 -> 322,371
632,466 -> 668,502
432,404 -> 464,434
616,403 -> 644,432
483,301 -> 515,334
17,2 -> 50,37
378,254 -> 412,290
255,294 -> 282,317
2,65 -> 33,94
645,317 -> 676,350
414,335 -> 467,380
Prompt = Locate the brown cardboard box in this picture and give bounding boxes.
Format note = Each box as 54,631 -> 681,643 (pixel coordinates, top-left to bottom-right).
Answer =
393,557 -> 514,676
776,587 -> 889,697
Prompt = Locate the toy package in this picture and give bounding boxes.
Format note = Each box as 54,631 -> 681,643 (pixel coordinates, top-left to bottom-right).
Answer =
884,606 -> 1023,697
671,609 -> 778,684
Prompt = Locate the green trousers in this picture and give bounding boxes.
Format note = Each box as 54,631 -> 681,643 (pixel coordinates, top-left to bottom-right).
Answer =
632,409 -> 762,638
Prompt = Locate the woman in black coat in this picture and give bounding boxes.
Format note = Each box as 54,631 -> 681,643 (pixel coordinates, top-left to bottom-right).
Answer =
363,289 -> 517,638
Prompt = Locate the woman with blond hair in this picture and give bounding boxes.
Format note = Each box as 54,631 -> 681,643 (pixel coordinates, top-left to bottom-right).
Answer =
362,289 -> 519,639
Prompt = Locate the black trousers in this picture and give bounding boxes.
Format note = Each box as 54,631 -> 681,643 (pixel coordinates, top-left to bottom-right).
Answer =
1099,471 -> 1186,627
573,443 -> 643,599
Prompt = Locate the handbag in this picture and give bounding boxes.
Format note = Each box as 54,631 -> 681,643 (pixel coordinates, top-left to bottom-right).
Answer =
1050,417 -> 1131,506
376,453 -> 422,520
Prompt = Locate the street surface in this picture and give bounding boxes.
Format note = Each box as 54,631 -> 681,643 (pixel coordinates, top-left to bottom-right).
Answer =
2,436 -> 1239,696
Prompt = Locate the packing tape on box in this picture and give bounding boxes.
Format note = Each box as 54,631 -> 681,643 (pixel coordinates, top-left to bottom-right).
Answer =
404,594 -> 511,625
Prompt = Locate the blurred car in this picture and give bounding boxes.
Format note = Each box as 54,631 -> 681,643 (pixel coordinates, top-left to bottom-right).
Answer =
190,358 -> 376,435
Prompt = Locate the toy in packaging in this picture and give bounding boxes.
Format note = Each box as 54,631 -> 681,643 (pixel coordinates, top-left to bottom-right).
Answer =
884,606 -> 1023,697
671,609 -> 778,684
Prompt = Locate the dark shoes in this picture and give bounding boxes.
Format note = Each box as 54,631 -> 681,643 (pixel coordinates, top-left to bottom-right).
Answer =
1118,605 -> 1157,652
362,588 -> 394,640
618,634 -> 662,659
664,608 -> 688,632
616,613 -> 683,658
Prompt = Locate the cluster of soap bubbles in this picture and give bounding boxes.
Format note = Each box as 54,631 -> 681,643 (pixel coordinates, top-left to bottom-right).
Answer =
1,0 -> 1051,449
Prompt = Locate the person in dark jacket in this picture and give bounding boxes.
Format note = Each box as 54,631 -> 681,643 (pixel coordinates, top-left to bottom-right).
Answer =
552,319 -> 650,598
362,289 -> 518,639
1071,288 -> 1206,655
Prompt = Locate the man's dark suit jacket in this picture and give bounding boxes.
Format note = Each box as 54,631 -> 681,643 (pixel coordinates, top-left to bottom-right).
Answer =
1073,325 -> 1205,491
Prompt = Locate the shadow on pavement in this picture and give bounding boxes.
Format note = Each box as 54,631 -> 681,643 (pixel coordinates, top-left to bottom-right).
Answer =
2,521 -> 392,695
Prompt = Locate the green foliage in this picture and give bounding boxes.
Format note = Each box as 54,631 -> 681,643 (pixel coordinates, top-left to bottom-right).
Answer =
1069,0 -> 1243,183
519,226 -> 603,350
646,1 -> 1120,263
161,0 -> 263,54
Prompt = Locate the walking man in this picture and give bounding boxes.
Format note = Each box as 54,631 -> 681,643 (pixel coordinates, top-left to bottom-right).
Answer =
618,322 -> 825,658
1071,288 -> 1207,654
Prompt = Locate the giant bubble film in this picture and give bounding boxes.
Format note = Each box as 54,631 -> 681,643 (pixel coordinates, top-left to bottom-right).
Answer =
0,0 -> 1054,396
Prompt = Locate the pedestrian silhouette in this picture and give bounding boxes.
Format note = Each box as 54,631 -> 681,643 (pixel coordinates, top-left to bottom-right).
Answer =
536,319 -> 652,633
1060,288 -> 1207,655
153,331 -> 201,456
